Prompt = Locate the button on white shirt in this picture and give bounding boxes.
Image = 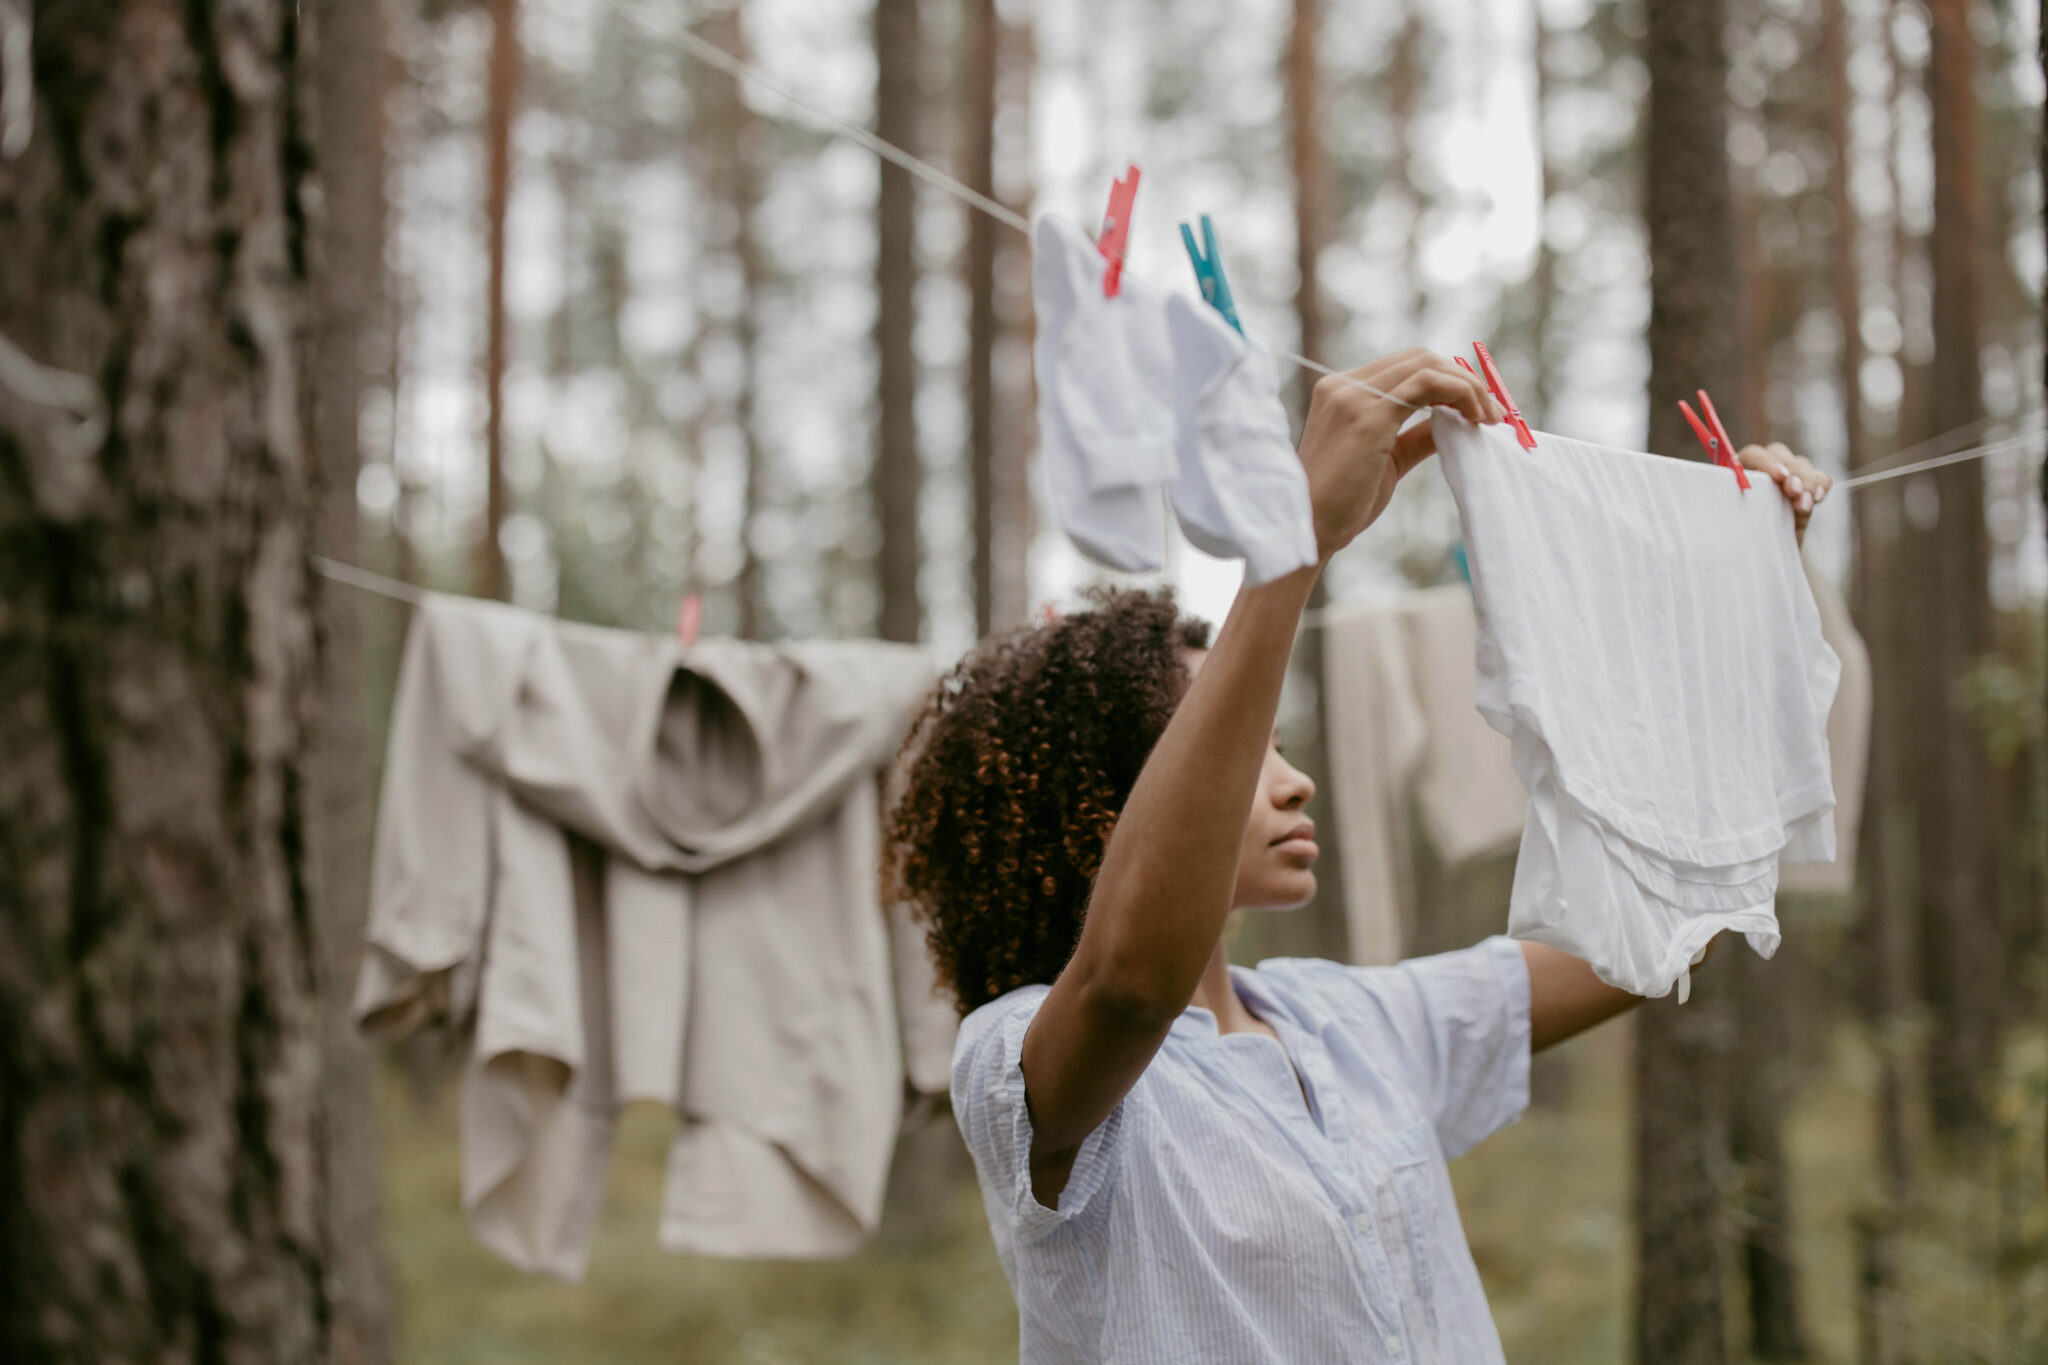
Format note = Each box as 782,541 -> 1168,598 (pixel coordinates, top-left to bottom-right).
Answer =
951,937 -> 1532,1365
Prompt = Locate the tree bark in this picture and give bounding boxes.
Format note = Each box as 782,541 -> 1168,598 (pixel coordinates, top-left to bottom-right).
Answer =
0,2 -> 332,1359
479,0 -> 517,600
1281,0 -> 1349,966
308,0 -> 395,1358
1823,0 -> 1865,483
1637,0 -> 1737,1360
1727,947 -> 1810,1359
873,0 -> 921,644
1911,0 -> 1996,1139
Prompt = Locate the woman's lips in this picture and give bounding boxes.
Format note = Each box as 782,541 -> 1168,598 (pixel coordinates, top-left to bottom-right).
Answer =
1271,820 -> 1318,856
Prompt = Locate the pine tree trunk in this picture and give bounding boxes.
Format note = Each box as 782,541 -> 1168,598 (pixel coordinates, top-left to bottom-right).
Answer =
873,0 -> 922,644
1912,0 -> 1996,1139
308,0 -> 394,1358
1638,0 -> 1737,1360
0,3 -> 331,1358
1282,0 -> 1349,966
480,0 -> 518,600
991,14 -> 1035,632
1727,948 -> 1810,1359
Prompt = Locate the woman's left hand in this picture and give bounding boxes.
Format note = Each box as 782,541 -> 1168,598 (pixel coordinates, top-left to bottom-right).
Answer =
1738,442 -> 1831,545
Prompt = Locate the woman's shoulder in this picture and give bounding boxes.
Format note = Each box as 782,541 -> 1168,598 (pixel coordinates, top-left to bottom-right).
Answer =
949,982 -> 1053,1099
1245,937 -> 1526,1029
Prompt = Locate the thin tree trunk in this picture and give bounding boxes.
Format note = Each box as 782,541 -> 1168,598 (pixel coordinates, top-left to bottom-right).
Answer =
1825,0 -> 1866,487
1283,0 -> 1349,965
697,3 -> 767,640
309,0 -> 395,1358
1529,4 -> 1558,425
965,0 -> 999,639
874,0 -> 922,644
480,0 -> 518,600
1855,0 -> 1916,1213
1912,0 -> 1995,1140
0,2 -> 331,1357
991,12 -> 1035,631
1638,1 -> 1737,1361
1727,948 -> 1811,1359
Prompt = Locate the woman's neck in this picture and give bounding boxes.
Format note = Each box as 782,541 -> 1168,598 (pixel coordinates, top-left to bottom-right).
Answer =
1188,939 -> 1267,1036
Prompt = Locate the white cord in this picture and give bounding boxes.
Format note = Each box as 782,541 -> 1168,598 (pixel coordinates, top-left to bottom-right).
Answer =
652,16 -> 1419,413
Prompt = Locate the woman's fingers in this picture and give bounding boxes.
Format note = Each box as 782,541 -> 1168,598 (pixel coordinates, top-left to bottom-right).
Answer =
1392,417 -> 1438,474
1737,440 -> 1830,539
1339,350 -> 1498,426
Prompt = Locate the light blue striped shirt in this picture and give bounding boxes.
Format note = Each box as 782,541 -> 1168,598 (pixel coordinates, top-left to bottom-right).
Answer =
951,937 -> 1531,1364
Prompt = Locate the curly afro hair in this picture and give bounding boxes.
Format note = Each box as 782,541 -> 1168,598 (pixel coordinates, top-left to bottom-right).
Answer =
881,586 -> 1213,1016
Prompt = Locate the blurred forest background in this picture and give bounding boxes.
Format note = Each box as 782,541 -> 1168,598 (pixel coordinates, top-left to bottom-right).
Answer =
1,0 -> 2046,1361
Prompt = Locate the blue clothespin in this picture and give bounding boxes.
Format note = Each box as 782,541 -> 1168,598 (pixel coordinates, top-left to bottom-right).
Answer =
1178,214 -> 1243,336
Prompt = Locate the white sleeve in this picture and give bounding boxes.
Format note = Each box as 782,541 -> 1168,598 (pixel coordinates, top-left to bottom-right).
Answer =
950,990 -> 1126,1243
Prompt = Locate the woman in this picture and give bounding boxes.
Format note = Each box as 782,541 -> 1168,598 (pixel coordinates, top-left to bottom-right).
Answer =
882,351 -> 1831,1364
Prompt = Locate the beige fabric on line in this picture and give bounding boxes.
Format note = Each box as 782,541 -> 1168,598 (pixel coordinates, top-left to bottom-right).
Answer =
354,594 -> 955,1280
1401,588 -> 1529,865
1322,588 -> 1528,966
1778,564 -> 1871,896
1322,601 -> 1425,966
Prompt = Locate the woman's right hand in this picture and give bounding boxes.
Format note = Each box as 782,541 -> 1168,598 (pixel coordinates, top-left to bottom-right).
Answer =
1295,351 -> 1503,563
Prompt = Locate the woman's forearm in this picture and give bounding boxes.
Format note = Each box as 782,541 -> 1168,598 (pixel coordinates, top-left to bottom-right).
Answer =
1068,565 -> 1319,1018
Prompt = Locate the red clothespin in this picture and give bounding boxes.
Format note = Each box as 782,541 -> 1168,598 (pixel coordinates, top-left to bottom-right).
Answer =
1040,602 -> 1060,625
676,593 -> 702,647
1677,389 -> 1751,490
1455,356 -> 1478,377
1097,164 -> 1141,298
1472,343 -> 1536,449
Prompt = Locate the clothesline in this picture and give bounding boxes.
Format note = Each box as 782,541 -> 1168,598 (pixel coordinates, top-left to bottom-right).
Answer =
656,16 -> 2047,500
657,21 -> 1420,414
317,402 -> 2037,628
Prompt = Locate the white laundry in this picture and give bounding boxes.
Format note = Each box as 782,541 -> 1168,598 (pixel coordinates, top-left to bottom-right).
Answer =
1032,215 -> 1177,573
1163,293 -> 1319,586
355,594 -> 957,1280
1434,412 -> 1839,999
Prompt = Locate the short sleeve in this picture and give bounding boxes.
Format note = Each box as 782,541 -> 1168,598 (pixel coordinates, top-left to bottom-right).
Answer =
950,988 -> 1126,1243
1276,937 -> 1531,1158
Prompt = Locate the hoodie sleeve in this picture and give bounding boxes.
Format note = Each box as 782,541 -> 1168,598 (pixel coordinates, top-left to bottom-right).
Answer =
353,596 -> 536,1037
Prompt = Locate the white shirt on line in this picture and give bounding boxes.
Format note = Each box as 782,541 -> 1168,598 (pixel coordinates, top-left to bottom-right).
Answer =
952,936 -> 1532,1365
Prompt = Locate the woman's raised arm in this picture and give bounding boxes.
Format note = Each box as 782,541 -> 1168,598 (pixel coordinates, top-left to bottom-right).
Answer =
1018,353 -> 1502,1205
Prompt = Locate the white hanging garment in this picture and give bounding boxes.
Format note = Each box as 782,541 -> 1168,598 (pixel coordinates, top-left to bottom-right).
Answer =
1163,293 -> 1319,586
1434,412 -> 1839,999
1031,215 -> 1177,573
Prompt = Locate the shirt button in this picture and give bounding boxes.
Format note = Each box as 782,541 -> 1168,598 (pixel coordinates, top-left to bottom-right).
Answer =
1352,1211 -> 1370,1232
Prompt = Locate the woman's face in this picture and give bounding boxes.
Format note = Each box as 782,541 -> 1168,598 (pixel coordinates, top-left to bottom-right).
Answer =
1182,649 -> 1320,911
1234,741 -> 1320,910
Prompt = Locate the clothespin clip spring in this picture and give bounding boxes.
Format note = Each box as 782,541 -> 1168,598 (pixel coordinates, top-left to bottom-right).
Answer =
1678,389 -> 1752,491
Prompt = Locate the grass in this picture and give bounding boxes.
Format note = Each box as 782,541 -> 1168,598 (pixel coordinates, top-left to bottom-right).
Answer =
381,1017 -> 2046,1363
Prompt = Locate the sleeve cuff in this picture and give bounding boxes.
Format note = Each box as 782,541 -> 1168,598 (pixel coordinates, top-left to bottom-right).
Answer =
990,1004 -> 1125,1243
